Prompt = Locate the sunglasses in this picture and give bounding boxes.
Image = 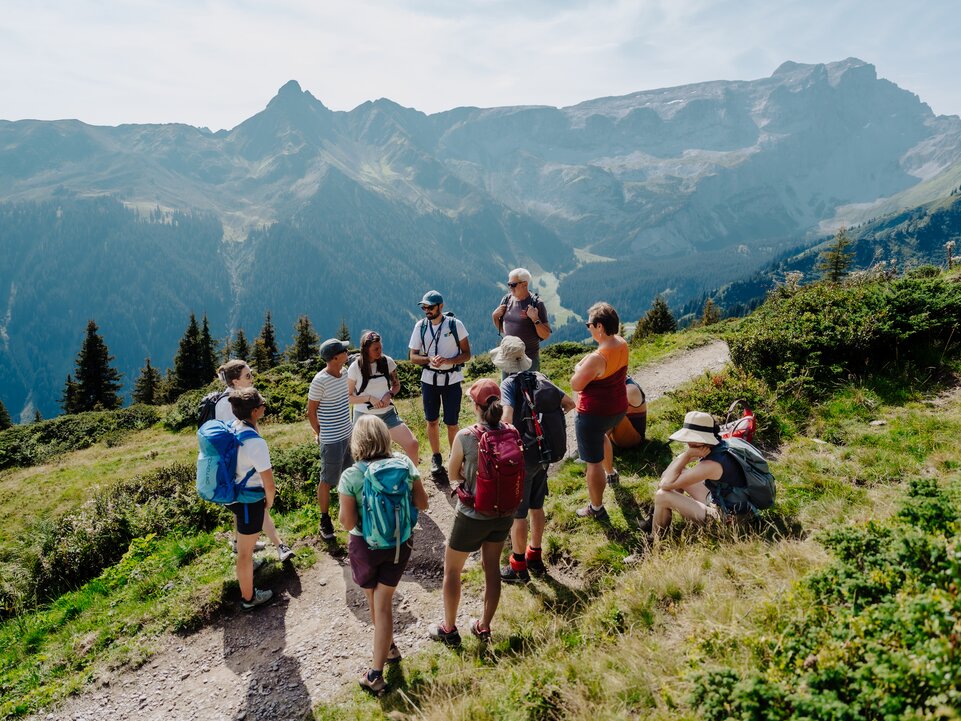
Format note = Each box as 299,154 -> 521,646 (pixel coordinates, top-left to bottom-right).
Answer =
422,304 -> 438,311
508,281 -> 526,288
585,321 -> 595,328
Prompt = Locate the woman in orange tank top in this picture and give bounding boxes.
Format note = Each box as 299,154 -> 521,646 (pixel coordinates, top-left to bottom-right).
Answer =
570,302 -> 628,521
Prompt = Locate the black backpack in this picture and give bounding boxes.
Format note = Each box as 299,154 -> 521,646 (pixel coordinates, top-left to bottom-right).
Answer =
197,389 -> 229,426
513,370 -> 566,467
417,312 -> 463,371
497,292 -> 541,334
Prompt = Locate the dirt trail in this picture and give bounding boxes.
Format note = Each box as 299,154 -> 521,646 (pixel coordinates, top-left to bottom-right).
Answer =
38,340 -> 730,721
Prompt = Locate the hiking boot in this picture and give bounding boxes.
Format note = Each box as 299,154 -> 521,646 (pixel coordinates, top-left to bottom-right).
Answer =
386,643 -> 402,664
277,543 -> 295,563
500,564 -> 530,583
428,623 -> 462,647
576,504 -> 610,522
637,514 -> 653,533
240,588 -> 272,611
231,539 -> 267,554
605,470 -> 620,486
470,619 -> 492,643
319,514 -> 336,540
359,669 -> 387,696
525,549 -> 547,576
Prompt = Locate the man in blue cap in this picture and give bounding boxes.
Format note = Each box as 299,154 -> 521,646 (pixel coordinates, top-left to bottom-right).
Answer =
409,290 -> 471,479
307,338 -> 353,540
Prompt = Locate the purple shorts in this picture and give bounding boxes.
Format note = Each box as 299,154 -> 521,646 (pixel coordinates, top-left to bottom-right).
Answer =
348,534 -> 413,589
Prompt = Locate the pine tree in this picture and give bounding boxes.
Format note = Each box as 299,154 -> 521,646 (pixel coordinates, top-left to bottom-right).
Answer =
818,227 -> 854,283
256,312 -> 280,369
633,296 -> 676,342
171,314 -> 204,397
250,338 -> 271,373
60,374 -> 80,414
199,315 -> 217,386
288,315 -> 320,363
70,320 -> 123,411
33,409 -> 43,423
336,317 -> 351,344
701,298 -> 721,326
132,357 -> 162,405
232,329 -> 250,361
0,398 -> 12,430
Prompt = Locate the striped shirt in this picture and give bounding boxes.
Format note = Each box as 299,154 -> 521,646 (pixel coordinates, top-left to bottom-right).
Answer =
308,369 -> 352,444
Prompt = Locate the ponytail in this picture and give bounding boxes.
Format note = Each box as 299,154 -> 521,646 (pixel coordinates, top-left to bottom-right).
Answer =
480,398 -> 504,427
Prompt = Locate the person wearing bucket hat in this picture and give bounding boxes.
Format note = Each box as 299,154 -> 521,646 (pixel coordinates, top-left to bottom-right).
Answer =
491,268 -> 551,373
646,411 -> 746,536
409,290 -> 472,480
307,338 -> 354,541
493,336 -> 575,582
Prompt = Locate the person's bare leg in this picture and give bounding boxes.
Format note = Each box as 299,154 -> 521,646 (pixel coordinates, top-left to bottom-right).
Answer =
529,508 -> 546,549
371,584 -> 396,671
478,541 -> 505,629
586,462 -> 606,507
441,547 -> 469,629
235,532 -> 258,601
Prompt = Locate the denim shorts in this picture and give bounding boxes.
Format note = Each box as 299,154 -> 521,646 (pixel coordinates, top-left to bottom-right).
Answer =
355,406 -> 404,430
320,437 -> 353,486
575,412 -> 625,463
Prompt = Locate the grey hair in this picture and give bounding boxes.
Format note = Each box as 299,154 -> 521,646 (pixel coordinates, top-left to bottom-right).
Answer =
508,267 -> 532,284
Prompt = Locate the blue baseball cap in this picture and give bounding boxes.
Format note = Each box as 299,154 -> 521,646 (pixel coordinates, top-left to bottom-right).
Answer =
418,290 -> 444,307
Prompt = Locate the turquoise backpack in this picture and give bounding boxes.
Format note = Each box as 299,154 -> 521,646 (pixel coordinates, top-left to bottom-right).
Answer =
358,456 -> 417,562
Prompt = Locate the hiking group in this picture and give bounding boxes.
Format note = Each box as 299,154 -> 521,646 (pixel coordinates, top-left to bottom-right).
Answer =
196,266 -> 774,696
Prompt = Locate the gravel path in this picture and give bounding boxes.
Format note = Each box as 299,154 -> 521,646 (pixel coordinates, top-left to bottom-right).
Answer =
37,340 -> 730,721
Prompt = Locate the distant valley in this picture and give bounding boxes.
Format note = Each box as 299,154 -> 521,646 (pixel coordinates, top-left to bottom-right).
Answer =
2,57 -> 961,418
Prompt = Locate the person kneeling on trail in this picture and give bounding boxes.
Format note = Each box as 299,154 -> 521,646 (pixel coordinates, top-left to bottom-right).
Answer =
649,411 -> 750,536
491,335 -> 574,582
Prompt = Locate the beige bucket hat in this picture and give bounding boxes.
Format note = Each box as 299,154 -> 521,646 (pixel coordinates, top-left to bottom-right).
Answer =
668,410 -> 720,445
489,335 -> 533,374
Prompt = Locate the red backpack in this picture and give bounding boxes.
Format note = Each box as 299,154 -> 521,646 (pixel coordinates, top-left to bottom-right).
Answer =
464,424 -> 525,515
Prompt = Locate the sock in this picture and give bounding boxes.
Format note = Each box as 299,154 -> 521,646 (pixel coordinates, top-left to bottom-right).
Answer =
526,546 -> 542,559
367,669 -> 383,681
512,552 -> 526,563
591,503 -> 603,511
321,512 -> 330,519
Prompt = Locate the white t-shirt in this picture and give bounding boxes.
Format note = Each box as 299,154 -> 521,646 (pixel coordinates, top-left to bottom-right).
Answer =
231,420 -> 270,498
347,356 -> 397,416
408,317 -> 469,384
214,393 -> 235,423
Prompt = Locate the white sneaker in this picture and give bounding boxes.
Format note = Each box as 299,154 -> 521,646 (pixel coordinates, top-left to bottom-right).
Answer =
277,543 -> 295,563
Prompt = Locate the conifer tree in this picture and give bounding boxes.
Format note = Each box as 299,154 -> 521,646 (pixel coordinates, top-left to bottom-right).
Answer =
0,398 -> 12,430
633,296 -> 676,343
70,320 -> 123,411
132,357 -> 162,405
199,315 -> 217,386
60,374 -> 79,414
171,314 -> 204,397
818,227 -> 854,283
701,298 -> 721,326
232,329 -> 250,361
33,409 -> 43,423
289,315 -> 320,363
336,317 -> 351,344
256,312 -> 280,369
250,338 -> 271,373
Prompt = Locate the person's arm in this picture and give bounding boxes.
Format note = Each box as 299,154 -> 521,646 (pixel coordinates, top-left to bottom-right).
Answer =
502,405 -> 514,425
261,468 -> 276,510
527,302 -> 552,341
492,301 -> 507,331
411,477 -> 429,511
659,453 -> 721,491
626,383 -> 645,408
339,493 -> 359,533
570,353 -> 606,393
347,377 -> 369,407
387,368 -> 401,399
306,399 -> 320,439
447,434 -> 466,483
560,394 -> 576,413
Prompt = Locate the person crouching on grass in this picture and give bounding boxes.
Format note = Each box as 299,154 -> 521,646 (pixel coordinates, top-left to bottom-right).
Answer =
338,414 -> 429,695
227,387 -> 275,610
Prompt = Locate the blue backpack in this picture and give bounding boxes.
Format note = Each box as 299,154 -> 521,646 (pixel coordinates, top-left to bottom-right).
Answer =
196,420 -> 260,504
358,456 -> 417,563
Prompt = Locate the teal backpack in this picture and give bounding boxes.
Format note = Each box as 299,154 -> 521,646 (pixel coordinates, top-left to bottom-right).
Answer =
358,456 -> 417,562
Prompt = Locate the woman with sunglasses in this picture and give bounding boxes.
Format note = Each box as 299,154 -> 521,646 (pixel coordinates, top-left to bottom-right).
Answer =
570,302 -> 628,522
216,360 -> 294,563
347,331 -> 419,463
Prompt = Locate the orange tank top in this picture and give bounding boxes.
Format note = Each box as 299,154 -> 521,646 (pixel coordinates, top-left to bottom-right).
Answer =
576,338 -> 629,415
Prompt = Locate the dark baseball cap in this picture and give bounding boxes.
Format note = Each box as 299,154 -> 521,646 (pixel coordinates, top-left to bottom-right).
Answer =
319,338 -> 349,361
418,290 -> 444,307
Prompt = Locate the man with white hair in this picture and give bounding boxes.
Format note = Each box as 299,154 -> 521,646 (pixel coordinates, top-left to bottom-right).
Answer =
491,268 -> 551,373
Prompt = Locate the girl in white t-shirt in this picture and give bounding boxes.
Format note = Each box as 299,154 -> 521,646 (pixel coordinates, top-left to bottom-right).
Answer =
346,331 -> 419,463
217,360 -> 293,563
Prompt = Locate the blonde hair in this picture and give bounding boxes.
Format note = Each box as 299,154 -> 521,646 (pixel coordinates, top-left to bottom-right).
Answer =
350,414 -> 392,461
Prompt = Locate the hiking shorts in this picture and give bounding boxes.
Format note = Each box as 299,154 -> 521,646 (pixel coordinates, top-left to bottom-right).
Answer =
448,512 -> 513,553
575,411 -> 625,463
348,534 -> 413,588
355,406 -> 404,430
514,462 -> 549,518
320,437 -> 353,486
421,381 -> 462,425
227,498 -> 266,536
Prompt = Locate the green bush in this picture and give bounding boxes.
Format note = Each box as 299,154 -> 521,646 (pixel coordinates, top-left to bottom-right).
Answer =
729,275 -> 961,398
0,405 -> 160,470
691,478 -> 961,721
465,352 -> 495,380
393,360 -> 421,400
271,442 -> 320,512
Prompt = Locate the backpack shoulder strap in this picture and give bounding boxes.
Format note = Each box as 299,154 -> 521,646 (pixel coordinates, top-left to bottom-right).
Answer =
448,316 -> 460,348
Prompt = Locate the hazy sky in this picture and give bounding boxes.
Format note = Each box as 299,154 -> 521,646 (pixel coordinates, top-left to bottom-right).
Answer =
2,0 -> 958,130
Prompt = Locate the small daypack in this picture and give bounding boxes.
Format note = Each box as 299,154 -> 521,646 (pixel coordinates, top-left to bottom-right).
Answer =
198,389 -> 229,426
718,399 -> 756,443
513,370 -> 567,466
709,437 -> 776,513
464,424 -> 525,515
496,292 -> 541,334
196,420 -> 260,504
358,456 -> 416,563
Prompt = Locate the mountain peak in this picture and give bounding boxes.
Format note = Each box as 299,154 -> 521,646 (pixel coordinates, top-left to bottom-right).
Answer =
265,80 -> 327,112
